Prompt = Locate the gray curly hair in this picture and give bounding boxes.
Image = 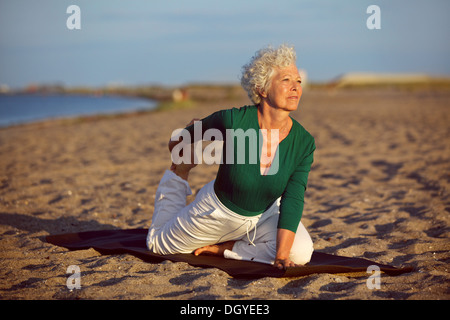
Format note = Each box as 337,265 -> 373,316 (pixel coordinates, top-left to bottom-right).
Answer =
240,44 -> 297,105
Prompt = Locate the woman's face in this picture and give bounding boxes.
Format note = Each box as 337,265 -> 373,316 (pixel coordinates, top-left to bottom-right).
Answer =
260,64 -> 302,112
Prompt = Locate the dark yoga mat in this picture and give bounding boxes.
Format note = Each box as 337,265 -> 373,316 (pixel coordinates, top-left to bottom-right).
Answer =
46,228 -> 413,279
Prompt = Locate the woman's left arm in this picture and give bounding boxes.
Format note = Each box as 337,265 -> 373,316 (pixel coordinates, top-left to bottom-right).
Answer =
276,136 -> 316,269
274,228 -> 297,269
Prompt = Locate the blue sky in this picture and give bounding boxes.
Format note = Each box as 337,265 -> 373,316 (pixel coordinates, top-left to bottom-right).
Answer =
1,0 -> 449,88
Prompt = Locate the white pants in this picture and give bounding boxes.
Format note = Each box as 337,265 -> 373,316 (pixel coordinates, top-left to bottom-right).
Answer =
146,170 -> 314,265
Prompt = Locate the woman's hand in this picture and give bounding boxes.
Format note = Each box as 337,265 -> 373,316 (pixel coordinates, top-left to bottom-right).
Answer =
275,228 -> 297,270
168,118 -> 201,180
274,257 -> 296,270
168,118 -> 201,152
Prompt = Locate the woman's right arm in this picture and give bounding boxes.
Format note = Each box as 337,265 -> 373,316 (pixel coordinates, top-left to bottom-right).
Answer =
168,118 -> 200,152
168,107 -> 232,153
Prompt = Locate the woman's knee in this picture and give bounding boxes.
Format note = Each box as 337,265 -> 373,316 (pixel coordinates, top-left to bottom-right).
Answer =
289,228 -> 314,265
289,222 -> 314,265
290,241 -> 314,265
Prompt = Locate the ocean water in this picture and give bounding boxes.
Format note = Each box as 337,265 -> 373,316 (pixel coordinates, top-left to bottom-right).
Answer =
0,94 -> 156,127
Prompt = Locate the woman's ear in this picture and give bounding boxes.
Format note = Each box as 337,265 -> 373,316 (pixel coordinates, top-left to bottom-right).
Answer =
257,87 -> 268,98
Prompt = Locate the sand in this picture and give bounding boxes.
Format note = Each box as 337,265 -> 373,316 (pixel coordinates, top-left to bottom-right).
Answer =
0,88 -> 449,300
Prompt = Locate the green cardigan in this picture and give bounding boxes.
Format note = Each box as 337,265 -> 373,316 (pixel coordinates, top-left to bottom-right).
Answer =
185,105 -> 315,233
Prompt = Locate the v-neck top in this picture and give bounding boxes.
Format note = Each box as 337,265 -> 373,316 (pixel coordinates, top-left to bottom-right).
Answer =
185,105 -> 315,232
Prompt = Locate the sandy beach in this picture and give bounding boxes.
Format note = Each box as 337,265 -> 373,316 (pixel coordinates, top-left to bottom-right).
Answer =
0,87 -> 449,300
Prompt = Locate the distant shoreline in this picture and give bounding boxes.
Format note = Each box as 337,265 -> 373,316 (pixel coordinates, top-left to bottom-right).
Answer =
2,83 -> 450,130
2,79 -> 449,129
0,94 -> 157,129
3,73 -> 450,100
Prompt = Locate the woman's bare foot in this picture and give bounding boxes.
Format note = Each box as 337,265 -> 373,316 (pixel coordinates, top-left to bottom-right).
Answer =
194,241 -> 236,257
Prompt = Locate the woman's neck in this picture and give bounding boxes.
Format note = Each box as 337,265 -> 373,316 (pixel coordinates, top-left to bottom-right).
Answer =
257,104 -> 292,133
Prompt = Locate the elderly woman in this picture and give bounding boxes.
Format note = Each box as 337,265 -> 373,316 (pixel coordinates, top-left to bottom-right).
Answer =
146,44 -> 315,269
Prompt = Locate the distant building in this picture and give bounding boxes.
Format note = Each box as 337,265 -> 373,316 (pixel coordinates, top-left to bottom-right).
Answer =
0,84 -> 10,94
172,88 -> 189,102
331,72 -> 433,88
299,69 -> 308,89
